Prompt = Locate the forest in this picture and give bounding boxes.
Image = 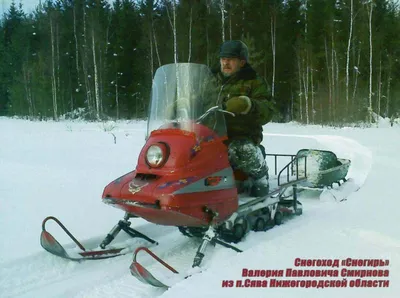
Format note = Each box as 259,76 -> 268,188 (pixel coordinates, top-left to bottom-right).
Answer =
1,0 -> 399,125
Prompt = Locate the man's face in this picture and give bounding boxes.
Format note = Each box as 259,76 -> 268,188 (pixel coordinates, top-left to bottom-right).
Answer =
220,57 -> 245,77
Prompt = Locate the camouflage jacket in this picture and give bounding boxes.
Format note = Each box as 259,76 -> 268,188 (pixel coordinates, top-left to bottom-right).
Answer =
212,64 -> 275,145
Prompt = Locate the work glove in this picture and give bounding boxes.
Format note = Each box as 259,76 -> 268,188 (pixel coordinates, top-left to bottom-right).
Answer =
225,96 -> 252,115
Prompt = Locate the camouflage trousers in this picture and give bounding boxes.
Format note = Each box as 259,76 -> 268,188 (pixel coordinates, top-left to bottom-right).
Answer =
227,139 -> 269,180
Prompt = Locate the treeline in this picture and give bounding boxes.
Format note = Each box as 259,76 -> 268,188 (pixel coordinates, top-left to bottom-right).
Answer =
1,0 -> 400,124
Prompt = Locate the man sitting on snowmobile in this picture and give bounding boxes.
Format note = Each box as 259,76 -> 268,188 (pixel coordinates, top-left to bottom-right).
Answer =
213,40 -> 275,197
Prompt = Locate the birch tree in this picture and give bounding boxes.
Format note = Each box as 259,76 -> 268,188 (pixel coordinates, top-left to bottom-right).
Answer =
303,0 -> 309,124
188,4 -> 193,62
385,56 -> 392,117
220,0 -> 225,41
367,0 -> 373,123
22,63 -> 34,118
270,5 -> 276,99
73,5 -> 81,94
91,26 -> 100,119
50,15 -> 58,120
377,56 -> 382,117
345,0 -> 354,116
325,37 -> 333,122
165,0 -> 178,63
141,0 -> 158,80
81,3 -> 93,116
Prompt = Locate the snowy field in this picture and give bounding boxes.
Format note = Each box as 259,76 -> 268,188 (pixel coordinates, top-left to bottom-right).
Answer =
0,117 -> 399,298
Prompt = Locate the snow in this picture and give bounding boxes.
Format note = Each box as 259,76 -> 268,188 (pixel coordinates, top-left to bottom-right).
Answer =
0,117 -> 399,298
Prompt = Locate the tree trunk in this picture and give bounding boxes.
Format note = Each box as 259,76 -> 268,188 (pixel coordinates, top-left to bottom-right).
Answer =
334,47 -> 339,121
324,37 -> 332,122
153,26 -> 161,67
92,27 -> 100,120
22,63 -> 33,119
50,16 -> 58,121
386,56 -> 392,117
188,6 -> 192,62
331,35 -> 336,123
82,4 -> 92,117
56,22 -> 62,114
115,73 -> 119,119
303,51 -> 309,124
311,61 -> 314,123
352,47 -> 361,112
220,0 -> 225,41
165,0 -> 178,63
377,55 -> 382,118
229,5 -> 232,40
270,13 -> 276,99
73,5 -> 80,91
345,0 -> 354,115
297,51 -> 303,121
206,0 -> 210,66
368,1 -> 373,124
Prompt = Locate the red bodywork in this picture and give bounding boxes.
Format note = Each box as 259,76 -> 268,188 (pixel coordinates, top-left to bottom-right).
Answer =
102,123 -> 238,227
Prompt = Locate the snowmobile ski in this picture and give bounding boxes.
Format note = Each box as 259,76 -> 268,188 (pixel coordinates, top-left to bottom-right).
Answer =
40,215 -> 157,261
131,208 -> 243,288
130,246 -> 207,289
130,247 -> 179,288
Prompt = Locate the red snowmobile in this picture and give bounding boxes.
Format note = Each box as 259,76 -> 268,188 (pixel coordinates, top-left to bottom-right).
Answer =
40,63 -> 351,287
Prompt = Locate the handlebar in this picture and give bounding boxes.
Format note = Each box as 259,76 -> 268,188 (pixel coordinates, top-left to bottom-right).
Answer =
196,106 -> 235,123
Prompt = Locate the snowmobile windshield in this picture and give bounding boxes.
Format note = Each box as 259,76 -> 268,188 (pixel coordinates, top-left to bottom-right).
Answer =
146,63 -> 226,138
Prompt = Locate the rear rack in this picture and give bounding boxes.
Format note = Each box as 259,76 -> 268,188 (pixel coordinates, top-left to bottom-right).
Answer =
266,153 -> 307,187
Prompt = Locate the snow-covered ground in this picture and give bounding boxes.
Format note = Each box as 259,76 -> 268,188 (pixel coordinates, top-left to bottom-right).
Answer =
0,117 -> 399,298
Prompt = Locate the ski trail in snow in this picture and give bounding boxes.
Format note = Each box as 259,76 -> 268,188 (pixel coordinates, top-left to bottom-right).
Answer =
0,222 -> 175,298
264,133 -> 372,188
68,232 -> 200,297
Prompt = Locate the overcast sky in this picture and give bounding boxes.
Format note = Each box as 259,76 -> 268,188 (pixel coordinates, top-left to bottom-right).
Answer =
1,0 -> 40,14
0,0 -> 114,15
1,0 -> 399,17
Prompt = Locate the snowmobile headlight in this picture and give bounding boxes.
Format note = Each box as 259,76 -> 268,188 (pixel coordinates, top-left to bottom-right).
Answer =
146,143 -> 168,168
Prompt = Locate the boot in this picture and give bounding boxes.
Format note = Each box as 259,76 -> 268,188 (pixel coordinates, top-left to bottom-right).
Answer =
250,175 -> 270,197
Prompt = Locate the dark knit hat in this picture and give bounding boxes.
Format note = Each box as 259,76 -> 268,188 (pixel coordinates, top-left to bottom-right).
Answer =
219,40 -> 249,61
